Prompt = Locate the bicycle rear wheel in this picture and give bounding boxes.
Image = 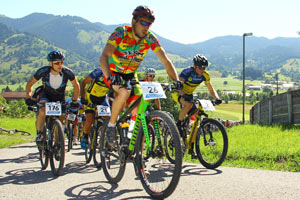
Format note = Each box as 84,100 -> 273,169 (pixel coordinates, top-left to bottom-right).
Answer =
93,126 -> 102,168
136,111 -> 182,199
49,119 -> 65,176
39,126 -> 49,170
195,118 -> 228,169
100,118 -> 126,183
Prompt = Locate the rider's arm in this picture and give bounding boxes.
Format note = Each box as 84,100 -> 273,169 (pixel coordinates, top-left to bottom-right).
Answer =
80,76 -> 92,99
26,76 -> 38,98
155,47 -> 178,81
99,43 -> 116,78
71,78 -> 80,101
206,83 -> 220,99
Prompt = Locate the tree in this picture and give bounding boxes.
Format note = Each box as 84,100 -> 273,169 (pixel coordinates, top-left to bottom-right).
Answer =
223,81 -> 228,86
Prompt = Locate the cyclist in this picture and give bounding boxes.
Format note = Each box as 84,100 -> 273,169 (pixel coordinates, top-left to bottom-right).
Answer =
25,50 -> 80,146
65,97 -> 84,145
100,5 -> 182,146
143,68 -> 161,110
173,54 -> 222,158
80,68 -> 110,149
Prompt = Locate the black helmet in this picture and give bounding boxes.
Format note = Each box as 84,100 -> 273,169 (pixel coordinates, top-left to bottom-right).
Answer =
132,5 -> 155,22
47,50 -> 65,62
193,54 -> 208,68
145,68 -> 156,75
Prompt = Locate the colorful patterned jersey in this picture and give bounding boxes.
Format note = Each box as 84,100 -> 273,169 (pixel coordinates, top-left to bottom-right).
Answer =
86,69 -> 109,97
179,67 -> 210,95
107,25 -> 161,74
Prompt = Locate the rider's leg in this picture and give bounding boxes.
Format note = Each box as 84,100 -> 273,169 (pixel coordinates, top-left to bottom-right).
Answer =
81,111 -> 94,149
106,86 -> 130,145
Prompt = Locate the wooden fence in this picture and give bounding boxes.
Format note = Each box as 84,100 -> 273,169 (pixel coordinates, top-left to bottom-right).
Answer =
250,89 -> 300,124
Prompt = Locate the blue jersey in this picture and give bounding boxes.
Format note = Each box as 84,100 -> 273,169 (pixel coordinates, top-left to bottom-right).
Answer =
179,67 -> 210,95
86,69 -> 109,97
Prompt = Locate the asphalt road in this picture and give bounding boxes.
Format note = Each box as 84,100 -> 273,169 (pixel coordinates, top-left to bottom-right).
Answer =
1,143 -> 300,200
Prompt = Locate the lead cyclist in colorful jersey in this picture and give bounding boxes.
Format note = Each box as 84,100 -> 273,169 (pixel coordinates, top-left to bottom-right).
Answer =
80,68 -> 110,149
100,5 -> 183,146
173,54 -> 222,157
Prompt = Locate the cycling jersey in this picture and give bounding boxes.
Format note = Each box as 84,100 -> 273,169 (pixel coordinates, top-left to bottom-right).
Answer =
86,69 -> 109,97
179,67 -> 210,95
33,66 -> 75,98
107,25 -> 161,74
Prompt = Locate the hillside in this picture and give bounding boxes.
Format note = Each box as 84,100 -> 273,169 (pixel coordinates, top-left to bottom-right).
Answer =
1,13 -> 300,84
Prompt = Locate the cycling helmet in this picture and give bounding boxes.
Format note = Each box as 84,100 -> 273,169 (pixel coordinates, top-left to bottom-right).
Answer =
47,50 -> 65,62
132,5 -> 155,22
193,54 -> 208,68
145,68 -> 156,75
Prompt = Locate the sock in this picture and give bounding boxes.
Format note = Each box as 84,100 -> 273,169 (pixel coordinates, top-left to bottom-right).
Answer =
108,122 -> 116,127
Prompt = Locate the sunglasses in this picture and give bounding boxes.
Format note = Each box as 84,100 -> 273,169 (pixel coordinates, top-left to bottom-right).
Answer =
139,20 -> 152,27
148,74 -> 155,78
196,65 -> 207,70
53,61 -> 64,65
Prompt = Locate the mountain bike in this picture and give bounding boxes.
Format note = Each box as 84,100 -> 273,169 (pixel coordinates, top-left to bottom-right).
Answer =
99,81 -> 182,199
28,102 -> 65,176
84,103 -> 107,168
166,98 -> 228,169
65,109 -> 78,152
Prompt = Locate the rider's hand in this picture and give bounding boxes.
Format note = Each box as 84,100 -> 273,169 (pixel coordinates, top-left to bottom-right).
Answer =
108,74 -> 123,86
215,99 -> 222,105
25,98 -> 36,106
173,80 -> 183,90
81,98 -> 88,105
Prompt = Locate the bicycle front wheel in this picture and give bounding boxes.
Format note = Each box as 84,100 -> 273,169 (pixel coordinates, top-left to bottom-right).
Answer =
100,118 -> 126,183
39,126 -> 49,170
195,118 -> 228,169
85,129 -> 93,164
136,110 -> 182,199
93,126 -> 102,168
67,123 -> 74,152
49,119 -> 65,176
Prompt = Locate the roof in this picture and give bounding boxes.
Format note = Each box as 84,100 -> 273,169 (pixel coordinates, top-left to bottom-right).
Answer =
1,92 -> 27,100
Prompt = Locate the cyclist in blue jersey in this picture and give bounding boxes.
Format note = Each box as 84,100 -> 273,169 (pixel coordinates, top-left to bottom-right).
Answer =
25,50 -> 80,146
173,54 -> 222,157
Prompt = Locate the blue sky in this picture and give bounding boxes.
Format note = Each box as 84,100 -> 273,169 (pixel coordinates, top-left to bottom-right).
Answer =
1,0 -> 300,44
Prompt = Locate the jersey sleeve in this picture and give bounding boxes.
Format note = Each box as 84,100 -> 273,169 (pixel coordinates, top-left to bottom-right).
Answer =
203,71 -> 211,84
107,27 -> 124,48
33,66 -> 49,80
64,68 -> 75,81
88,69 -> 102,79
147,32 -> 161,53
179,68 -> 189,81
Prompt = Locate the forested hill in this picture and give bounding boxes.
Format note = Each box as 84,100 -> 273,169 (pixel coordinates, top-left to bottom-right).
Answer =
1,12 -> 300,84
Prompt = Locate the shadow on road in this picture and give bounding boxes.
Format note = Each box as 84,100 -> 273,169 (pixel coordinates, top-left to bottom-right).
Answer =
0,152 -> 39,164
181,164 -> 222,176
65,181 -> 146,200
0,167 -> 56,186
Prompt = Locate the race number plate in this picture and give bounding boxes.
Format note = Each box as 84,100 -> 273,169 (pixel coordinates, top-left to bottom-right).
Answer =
67,113 -> 77,121
199,100 -> 215,111
97,105 -> 111,116
140,82 -> 166,100
45,102 -> 62,116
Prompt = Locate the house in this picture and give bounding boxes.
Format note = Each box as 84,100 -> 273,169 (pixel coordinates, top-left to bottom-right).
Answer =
1,92 -> 26,102
247,85 -> 261,91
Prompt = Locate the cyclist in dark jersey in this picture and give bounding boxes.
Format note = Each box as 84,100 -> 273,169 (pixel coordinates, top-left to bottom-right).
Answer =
100,5 -> 182,146
25,50 -> 80,146
173,54 -> 222,157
